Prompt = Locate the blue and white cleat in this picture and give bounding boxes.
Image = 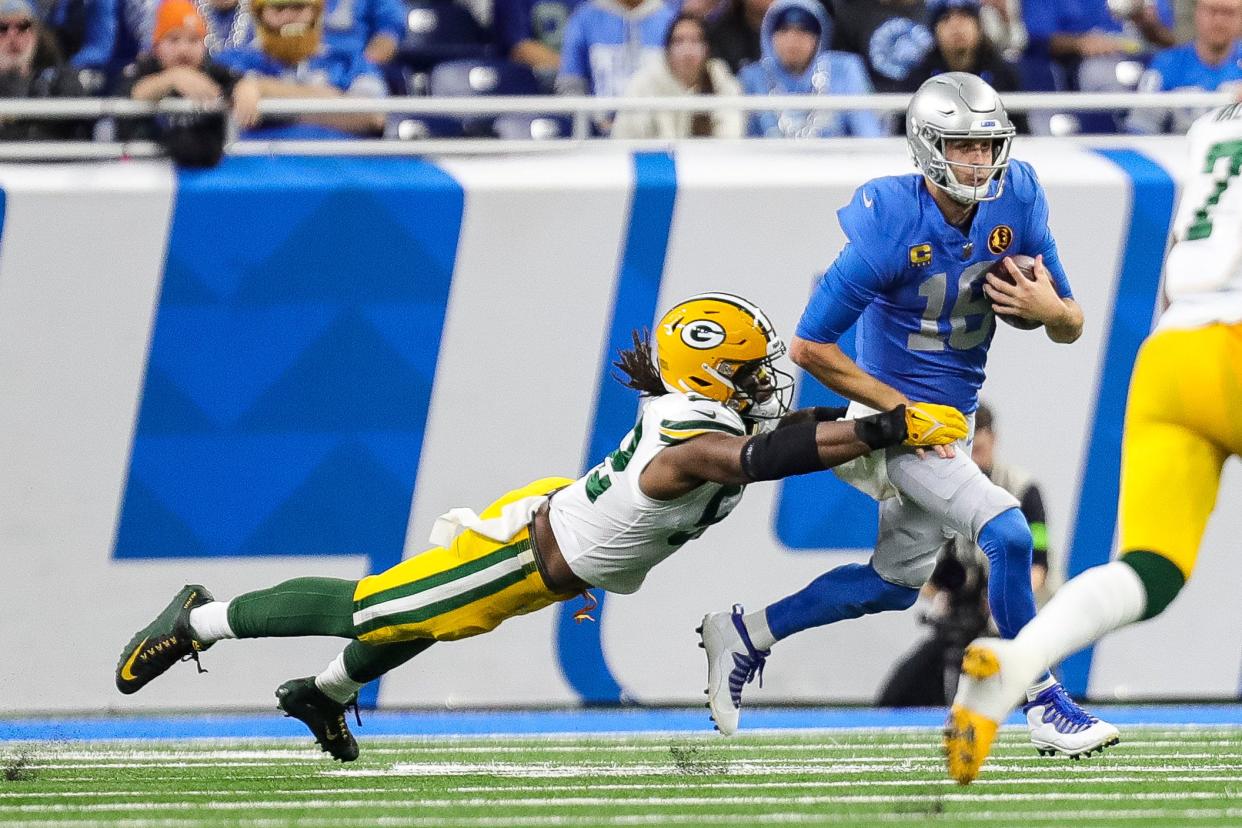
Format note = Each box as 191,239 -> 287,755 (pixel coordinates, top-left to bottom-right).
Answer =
697,604 -> 769,736
1025,682 -> 1120,759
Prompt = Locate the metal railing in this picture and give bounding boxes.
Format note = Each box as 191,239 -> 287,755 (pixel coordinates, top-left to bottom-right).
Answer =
0,89 -> 1223,160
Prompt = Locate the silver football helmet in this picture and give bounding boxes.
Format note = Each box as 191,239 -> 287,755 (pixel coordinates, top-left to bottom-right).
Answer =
906,72 -> 1016,204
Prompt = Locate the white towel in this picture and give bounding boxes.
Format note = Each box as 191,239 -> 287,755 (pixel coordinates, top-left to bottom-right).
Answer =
428,495 -> 548,548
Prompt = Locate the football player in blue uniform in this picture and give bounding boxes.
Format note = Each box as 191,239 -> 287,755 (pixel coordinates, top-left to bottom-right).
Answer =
700,72 -> 1119,758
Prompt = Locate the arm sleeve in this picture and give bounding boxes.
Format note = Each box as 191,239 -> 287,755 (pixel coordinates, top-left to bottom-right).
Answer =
794,244 -> 887,344
70,0 -> 119,69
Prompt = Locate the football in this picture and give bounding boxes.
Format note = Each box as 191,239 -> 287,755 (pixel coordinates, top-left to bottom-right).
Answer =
987,254 -> 1043,330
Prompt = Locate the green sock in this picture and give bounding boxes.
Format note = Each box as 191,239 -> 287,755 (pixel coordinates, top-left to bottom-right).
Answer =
342,638 -> 434,684
227,577 -> 357,639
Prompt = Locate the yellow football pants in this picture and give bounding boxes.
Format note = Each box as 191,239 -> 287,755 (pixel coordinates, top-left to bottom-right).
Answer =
1120,323 -> 1242,578
351,477 -> 575,645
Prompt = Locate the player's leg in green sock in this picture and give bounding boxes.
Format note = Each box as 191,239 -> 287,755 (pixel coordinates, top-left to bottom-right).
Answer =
189,577 -> 359,644
314,639 -> 436,703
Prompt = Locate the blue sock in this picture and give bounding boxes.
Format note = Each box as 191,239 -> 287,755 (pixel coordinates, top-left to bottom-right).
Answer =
976,507 -> 1038,640
764,562 -> 919,642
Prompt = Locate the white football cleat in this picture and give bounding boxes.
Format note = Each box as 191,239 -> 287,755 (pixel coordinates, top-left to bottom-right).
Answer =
697,604 -> 768,736
1024,683 -> 1120,760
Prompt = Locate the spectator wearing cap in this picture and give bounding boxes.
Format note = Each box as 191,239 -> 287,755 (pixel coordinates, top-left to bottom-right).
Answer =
0,0 -> 95,139
216,0 -> 386,136
612,12 -> 744,138
121,0 -> 264,161
904,0 -> 1025,130
1127,0 -> 1242,134
738,0 -> 882,138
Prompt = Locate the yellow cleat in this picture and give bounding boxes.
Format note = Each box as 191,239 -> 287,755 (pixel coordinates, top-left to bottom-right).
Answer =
944,704 -> 999,785
961,642 -> 1001,681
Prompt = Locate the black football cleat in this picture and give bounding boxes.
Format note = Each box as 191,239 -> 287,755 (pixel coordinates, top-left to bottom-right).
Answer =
276,677 -> 360,762
116,585 -> 214,695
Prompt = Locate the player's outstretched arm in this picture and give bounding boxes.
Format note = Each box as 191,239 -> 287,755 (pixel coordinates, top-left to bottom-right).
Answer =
789,337 -> 909,411
639,404 -> 968,500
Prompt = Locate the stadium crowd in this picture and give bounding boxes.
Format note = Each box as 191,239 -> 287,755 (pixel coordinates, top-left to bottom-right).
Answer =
0,0 -> 1236,156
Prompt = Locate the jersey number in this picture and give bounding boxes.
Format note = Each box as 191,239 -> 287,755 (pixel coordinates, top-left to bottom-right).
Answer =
906,263 -> 995,352
584,421 -> 643,502
1187,139 -> 1242,241
667,484 -> 743,546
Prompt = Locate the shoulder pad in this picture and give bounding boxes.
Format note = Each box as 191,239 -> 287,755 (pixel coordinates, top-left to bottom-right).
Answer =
1003,158 -> 1042,205
647,394 -> 747,444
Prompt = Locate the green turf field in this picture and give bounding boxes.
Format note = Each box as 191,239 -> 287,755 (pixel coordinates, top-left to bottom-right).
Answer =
1,726 -> 1240,827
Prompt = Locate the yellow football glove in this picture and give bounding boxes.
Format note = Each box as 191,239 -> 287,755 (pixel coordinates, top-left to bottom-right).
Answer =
904,402 -> 968,447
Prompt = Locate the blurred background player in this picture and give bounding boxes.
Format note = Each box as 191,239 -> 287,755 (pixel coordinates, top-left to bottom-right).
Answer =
876,402 -> 1057,707
947,102 -> 1242,785
701,73 -> 1118,760
115,293 -> 967,762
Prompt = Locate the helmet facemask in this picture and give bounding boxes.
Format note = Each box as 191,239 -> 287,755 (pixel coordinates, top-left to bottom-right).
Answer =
714,346 -> 795,432
917,128 -> 1014,204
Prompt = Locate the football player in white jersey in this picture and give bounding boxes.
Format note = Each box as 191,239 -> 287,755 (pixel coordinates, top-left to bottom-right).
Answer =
115,292 -> 968,761
945,105 -> 1242,784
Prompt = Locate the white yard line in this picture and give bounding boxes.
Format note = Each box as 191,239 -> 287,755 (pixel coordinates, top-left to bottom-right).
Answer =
7,812 -> 1242,828
1,791 -> 1238,814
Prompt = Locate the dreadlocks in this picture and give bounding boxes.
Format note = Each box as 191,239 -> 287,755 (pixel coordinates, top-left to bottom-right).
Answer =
613,329 -> 666,396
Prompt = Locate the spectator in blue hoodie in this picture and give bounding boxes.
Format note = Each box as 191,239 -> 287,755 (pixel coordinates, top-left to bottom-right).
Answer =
738,0 -> 882,138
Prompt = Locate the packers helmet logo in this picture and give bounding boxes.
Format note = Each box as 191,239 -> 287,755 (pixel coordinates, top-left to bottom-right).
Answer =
680,319 -> 727,350
988,225 -> 1013,255
909,243 -> 932,267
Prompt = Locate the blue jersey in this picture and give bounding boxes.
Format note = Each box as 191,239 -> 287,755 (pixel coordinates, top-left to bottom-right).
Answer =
1141,41 -> 1242,92
795,159 -> 1072,412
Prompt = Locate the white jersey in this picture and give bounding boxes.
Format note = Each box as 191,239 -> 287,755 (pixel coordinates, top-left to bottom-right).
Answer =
1161,105 -> 1242,331
548,393 -> 748,594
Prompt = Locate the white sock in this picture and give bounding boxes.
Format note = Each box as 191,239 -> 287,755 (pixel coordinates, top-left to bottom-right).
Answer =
742,609 -> 776,652
1016,561 -> 1147,681
188,601 -> 235,644
315,653 -> 364,705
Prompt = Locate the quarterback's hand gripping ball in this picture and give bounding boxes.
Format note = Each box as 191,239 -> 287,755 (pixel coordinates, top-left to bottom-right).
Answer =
986,255 -> 1044,330
903,403 -> 969,447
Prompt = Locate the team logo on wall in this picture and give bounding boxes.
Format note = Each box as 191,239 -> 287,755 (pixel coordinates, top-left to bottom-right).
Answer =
988,225 -> 1013,254
909,243 -> 932,267
680,319 -> 726,349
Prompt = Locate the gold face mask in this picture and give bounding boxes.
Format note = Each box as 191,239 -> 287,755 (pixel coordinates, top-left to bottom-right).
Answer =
255,0 -> 322,65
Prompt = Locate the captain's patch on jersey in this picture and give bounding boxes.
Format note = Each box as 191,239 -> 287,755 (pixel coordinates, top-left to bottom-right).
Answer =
908,243 -> 932,267
988,225 -> 1013,254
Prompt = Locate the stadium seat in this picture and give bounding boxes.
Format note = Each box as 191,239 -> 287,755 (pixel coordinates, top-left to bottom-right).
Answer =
399,0 -> 492,73
493,113 -> 574,141
410,59 -> 543,138
429,58 -> 540,97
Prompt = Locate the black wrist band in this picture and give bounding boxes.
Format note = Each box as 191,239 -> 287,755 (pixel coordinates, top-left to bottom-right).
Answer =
853,405 -> 908,450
